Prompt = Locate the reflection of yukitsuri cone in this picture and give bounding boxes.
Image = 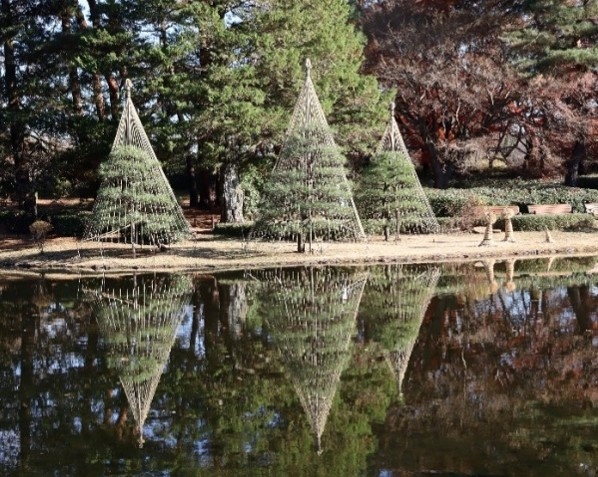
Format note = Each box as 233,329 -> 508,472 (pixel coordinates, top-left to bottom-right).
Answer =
503,259 -> 517,292
545,227 -> 555,243
478,212 -> 497,246
259,267 -> 367,454
502,208 -> 516,243
483,259 -> 499,294
88,275 -> 193,446
373,265 -> 440,401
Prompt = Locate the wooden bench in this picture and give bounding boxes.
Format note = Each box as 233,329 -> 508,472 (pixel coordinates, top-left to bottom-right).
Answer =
527,204 -> 572,215
584,203 -> 598,216
472,205 -> 520,217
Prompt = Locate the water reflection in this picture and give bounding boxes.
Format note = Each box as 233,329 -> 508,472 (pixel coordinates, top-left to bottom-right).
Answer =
254,267 -> 368,453
360,264 -> 440,398
2,256 -> 598,475
85,274 -> 193,446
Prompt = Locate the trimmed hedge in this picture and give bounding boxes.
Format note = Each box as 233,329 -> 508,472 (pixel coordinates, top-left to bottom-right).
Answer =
0,210 -> 33,234
0,210 -> 92,237
49,211 -> 92,237
509,213 -> 595,232
425,179 -> 598,216
213,222 -> 254,238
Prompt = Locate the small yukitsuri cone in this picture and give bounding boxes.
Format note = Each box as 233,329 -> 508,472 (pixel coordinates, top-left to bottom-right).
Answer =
478,212 -> 497,246
545,227 -> 555,243
502,208 -> 516,243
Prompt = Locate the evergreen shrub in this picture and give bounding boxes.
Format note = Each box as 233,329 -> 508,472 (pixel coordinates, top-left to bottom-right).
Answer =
50,211 -> 92,237
425,180 -> 598,216
510,213 -> 594,232
213,222 -> 253,238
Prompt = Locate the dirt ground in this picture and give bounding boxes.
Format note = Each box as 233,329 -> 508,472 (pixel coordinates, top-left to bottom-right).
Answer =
2,227 -> 598,276
1,199 -> 597,275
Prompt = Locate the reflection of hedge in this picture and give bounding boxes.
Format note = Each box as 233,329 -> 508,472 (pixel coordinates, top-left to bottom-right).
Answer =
513,256 -> 598,274
436,258 -> 598,295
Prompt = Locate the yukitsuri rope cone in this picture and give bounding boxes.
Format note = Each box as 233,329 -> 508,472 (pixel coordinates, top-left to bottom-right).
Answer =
85,80 -> 190,254
502,207 -> 516,243
252,59 -> 365,252
87,275 -> 193,447
360,264 -> 440,400
478,212 -> 497,246
256,267 -> 367,454
355,103 -> 439,237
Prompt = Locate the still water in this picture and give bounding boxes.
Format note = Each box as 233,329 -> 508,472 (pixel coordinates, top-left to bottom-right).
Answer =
2,257 -> 598,476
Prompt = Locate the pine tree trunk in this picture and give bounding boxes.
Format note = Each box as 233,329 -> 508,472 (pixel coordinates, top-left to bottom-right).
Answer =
219,161 -> 244,223
186,155 -> 199,208
564,140 -> 586,187
426,141 -> 451,189
198,169 -> 217,209
218,282 -> 248,340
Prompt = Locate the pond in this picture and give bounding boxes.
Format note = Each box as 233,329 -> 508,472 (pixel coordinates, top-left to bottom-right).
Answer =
2,256 -> 598,476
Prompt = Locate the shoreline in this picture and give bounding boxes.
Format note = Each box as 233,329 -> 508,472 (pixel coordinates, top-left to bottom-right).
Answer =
2,230 -> 598,277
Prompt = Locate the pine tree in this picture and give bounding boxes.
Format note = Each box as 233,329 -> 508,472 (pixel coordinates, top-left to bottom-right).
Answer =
253,61 -> 365,252
87,145 -> 187,246
355,106 -> 439,238
506,1 -> 598,74
85,81 -> 190,252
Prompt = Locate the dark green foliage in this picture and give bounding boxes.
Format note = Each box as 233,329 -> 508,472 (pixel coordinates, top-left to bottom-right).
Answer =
87,145 -> 190,245
0,210 -> 32,234
356,151 -> 438,235
426,179 -> 598,216
510,213 -> 595,232
50,211 -> 92,237
506,1 -> 598,74
255,127 -> 362,242
213,222 -> 253,238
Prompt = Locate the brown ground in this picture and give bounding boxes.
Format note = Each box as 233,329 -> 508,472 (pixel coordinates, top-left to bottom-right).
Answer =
2,228 -> 598,277
1,199 -> 597,276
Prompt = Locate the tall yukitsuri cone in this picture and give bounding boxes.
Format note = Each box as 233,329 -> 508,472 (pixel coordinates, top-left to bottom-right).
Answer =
355,103 -> 439,237
360,264 -> 440,399
85,80 -> 190,253
87,274 -> 193,446
252,60 -> 365,252
256,266 -> 367,453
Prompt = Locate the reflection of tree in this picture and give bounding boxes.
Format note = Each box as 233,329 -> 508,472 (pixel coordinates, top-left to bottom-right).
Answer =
86,275 -> 193,445
256,267 -> 367,452
361,265 -> 440,396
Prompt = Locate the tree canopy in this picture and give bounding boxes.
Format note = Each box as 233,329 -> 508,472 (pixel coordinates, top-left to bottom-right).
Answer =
1,0 -> 597,220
